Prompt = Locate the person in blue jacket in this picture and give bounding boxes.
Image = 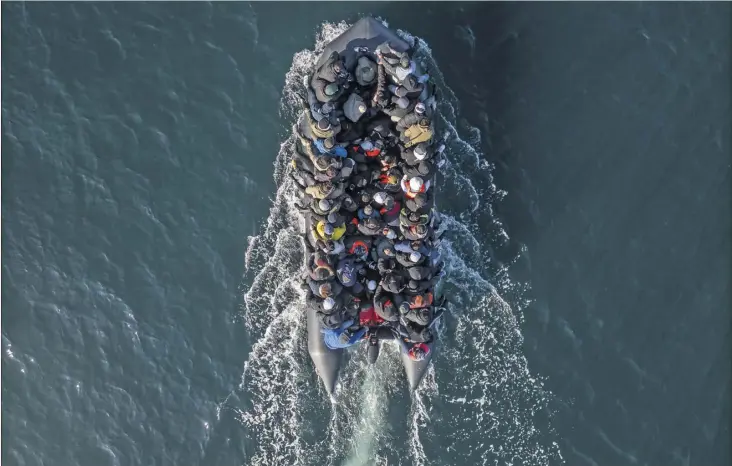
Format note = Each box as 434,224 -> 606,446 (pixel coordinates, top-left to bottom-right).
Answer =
321,319 -> 367,349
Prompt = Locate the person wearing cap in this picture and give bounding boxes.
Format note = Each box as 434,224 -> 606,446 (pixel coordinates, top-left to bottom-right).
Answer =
306,275 -> 343,299
395,249 -> 426,268
355,55 -> 378,87
402,118 -> 433,149
401,143 -> 432,166
321,318 -> 368,349
315,217 -> 346,241
396,102 -> 428,133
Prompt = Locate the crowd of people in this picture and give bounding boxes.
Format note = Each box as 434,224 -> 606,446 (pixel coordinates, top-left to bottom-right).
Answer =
292,42 -> 447,362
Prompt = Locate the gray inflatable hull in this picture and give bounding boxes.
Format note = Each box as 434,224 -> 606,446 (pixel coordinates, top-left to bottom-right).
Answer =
306,17 -> 438,394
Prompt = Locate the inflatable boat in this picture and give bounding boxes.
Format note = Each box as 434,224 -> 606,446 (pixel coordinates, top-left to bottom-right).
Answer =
292,17 -> 445,395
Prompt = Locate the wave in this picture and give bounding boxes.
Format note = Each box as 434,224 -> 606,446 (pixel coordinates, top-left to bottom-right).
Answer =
231,20 -> 562,466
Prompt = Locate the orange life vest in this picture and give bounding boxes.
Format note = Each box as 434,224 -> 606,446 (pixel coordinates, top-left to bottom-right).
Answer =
349,239 -> 369,255
408,292 -> 433,309
359,306 -> 385,326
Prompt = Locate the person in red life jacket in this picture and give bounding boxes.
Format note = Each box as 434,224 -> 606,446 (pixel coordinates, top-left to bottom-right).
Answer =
407,342 -> 431,361
401,176 -> 431,199
377,167 -> 403,193
350,138 -> 383,163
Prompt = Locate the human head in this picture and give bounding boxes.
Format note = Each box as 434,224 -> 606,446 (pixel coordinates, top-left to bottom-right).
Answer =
314,268 -> 331,281
323,297 -> 335,311
367,280 -> 377,291
323,136 -> 335,149
409,177 -> 424,192
318,118 -> 332,131
408,279 -> 419,291
409,251 -> 422,263
360,140 -> 374,151
357,102 -> 367,114
414,143 -> 428,160
383,300 -> 395,314
319,282 -> 333,297
404,74 -> 418,90
399,56 -> 410,69
354,244 -> 367,256
383,247 -> 393,257
322,180 -> 334,191
327,212 -> 338,224
324,83 -> 340,97
326,167 -> 337,178
399,302 -> 410,314
415,102 -> 426,115
318,199 -> 332,211
419,118 -> 430,127
332,60 -> 347,79
382,154 -> 396,166
384,228 -> 396,240
373,192 -> 387,205
325,240 -> 335,251
343,196 -> 354,208
360,192 -> 371,205
314,156 -> 330,171
415,224 -> 427,236
324,223 -> 335,235
410,240 -> 422,251
364,205 -> 374,216
408,211 -> 420,223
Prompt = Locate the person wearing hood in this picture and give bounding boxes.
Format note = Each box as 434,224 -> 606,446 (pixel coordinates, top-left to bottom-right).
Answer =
306,275 -> 343,299
356,216 -> 385,236
400,321 -> 433,344
357,204 -> 381,221
343,92 -> 369,124
339,193 -> 359,213
373,284 -> 401,322
344,235 -> 372,258
394,239 -> 430,257
402,118 -> 433,149
401,142 -> 432,166
314,136 -> 348,158
305,180 -> 344,200
311,51 -> 351,102
304,78 -> 341,122
380,272 -> 405,294
355,55 -> 378,87
373,192 -> 401,227
314,215 -> 346,242
370,236 -> 395,262
382,94 -> 416,121
376,167 -> 403,194
336,256 -> 365,289
401,158 -> 435,180
383,55 -> 416,83
365,116 -> 399,146
307,293 -> 345,329
305,250 -> 336,281
395,250 -> 427,268
301,110 -> 342,141
396,102 -> 429,133
321,318 -> 367,349
309,197 -> 340,222
401,176 -> 431,199
399,208 -> 431,228
404,190 -> 433,214
401,223 -> 431,241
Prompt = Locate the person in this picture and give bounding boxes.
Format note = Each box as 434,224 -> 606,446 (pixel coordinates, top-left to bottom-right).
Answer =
401,143 -> 431,166
402,118 -> 433,148
308,293 -> 345,329
305,250 -> 336,281
401,176 -> 431,199
377,167 -> 403,193
402,223 -> 430,241
381,272 -> 405,294
383,55 -> 416,83
354,55 -> 377,87
399,208 -> 431,229
321,318 -> 368,349
356,216 -> 385,236
343,92 -> 368,123
357,204 -> 380,221
370,236 -> 395,262
305,180 -> 344,200
314,217 -> 346,242
401,159 -> 434,180
396,102 -> 428,133
310,116 -> 341,140
404,190 -> 433,214
336,256 -> 365,289
376,41 -> 409,66
407,342 -> 431,361
306,276 -> 343,299
373,284 -> 401,322
314,137 -> 348,158
402,305 -> 433,326
311,51 -> 350,102
395,249 -> 426,268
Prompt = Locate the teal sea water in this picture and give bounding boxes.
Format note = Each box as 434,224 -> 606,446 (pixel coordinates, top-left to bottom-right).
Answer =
2,3 -> 729,466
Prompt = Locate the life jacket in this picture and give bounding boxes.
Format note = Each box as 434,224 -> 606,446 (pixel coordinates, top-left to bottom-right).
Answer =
351,145 -> 381,158
408,292 -> 433,309
408,342 -> 430,361
359,306 -> 385,326
316,221 -> 346,241
405,184 -> 427,199
379,173 -> 399,186
348,239 -> 369,255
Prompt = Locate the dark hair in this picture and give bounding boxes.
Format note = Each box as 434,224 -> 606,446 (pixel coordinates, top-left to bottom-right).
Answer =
318,118 -> 332,131
324,137 -> 335,149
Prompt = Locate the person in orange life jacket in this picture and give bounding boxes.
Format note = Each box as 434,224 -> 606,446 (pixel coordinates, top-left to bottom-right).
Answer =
407,342 -> 431,361
373,284 -> 401,322
370,236 -> 395,262
401,176 -> 431,198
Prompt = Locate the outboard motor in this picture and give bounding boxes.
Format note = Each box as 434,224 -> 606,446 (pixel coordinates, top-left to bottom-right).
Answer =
367,333 -> 380,364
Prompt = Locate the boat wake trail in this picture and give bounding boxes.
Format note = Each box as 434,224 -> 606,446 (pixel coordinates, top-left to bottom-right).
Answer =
232,20 -> 562,466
